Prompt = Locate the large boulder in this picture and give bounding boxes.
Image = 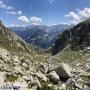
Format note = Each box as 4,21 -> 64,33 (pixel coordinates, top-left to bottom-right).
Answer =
48,71 -> 59,84
49,63 -> 72,82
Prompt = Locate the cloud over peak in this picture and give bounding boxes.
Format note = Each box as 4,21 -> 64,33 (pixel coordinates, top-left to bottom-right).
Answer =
18,16 -> 30,23
65,7 -> 90,24
30,16 -> 42,25
18,16 -> 43,25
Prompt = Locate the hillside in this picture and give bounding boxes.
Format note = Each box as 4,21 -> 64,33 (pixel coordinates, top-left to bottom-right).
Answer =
0,20 -> 48,59
50,19 -> 90,90
52,19 -> 90,55
0,20 -> 28,51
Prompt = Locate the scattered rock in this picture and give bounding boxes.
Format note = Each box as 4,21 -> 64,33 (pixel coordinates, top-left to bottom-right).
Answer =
83,85 -> 90,90
74,83 -> 82,89
39,63 -> 48,74
22,76 -> 31,82
35,71 -> 48,82
31,77 -> 41,90
61,83 -> 66,90
0,72 -> 5,86
84,64 -> 90,72
13,66 -> 24,75
48,84 -> 63,90
13,81 -> 28,90
67,78 -> 83,90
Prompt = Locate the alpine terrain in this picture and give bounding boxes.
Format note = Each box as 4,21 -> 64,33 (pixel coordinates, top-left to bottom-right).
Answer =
0,18 -> 90,90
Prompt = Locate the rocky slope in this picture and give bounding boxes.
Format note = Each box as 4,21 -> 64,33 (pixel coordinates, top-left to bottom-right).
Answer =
0,20 -> 28,51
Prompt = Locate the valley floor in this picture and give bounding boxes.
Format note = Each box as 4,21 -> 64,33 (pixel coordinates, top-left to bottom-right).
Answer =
0,46 -> 90,90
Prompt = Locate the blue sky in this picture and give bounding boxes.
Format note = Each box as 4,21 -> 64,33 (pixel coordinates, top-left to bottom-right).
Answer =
0,0 -> 90,26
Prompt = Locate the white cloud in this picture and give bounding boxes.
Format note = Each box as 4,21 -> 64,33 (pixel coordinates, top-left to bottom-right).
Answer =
6,11 -> 17,15
30,16 -> 42,25
78,8 -> 90,18
48,0 -> 55,4
65,12 -> 80,21
6,10 -> 22,15
0,0 -> 22,16
65,8 -> 90,24
17,10 -> 22,15
0,0 -> 6,8
0,0 -> 14,10
18,16 -> 43,25
6,6 -> 15,10
18,16 -> 30,23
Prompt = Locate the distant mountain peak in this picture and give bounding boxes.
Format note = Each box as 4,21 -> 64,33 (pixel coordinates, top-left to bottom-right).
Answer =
10,24 -> 72,48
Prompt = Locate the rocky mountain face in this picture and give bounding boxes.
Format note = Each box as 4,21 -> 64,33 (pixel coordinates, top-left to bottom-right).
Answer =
52,19 -> 90,55
10,24 -> 71,48
0,20 -> 28,51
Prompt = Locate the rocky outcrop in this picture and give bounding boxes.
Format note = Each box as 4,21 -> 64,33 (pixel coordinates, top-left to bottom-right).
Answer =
52,19 -> 90,55
0,20 -> 28,51
52,30 -> 70,55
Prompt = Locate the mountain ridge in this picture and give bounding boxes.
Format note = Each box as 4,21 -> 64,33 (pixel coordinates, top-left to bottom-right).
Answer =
0,20 -> 28,51
52,18 -> 90,55
10,24 -> 72,48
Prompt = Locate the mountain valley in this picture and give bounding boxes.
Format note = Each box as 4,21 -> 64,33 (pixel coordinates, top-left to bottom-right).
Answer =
0,19 -> 90,90
10,24 -> 72,49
